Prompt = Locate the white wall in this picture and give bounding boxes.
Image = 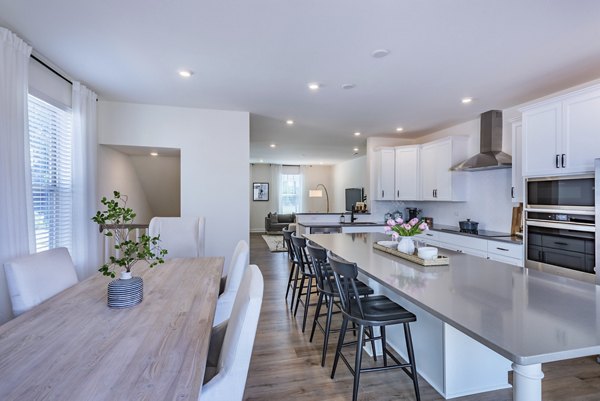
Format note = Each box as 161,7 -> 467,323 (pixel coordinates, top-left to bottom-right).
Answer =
303,165 -> 334,213
98,146 -> 154,224
332,156 -> 367,212
129,155 -> 180,218
367,118 -> 515,231
249,164 -> 274,232
98,101 -> 249,270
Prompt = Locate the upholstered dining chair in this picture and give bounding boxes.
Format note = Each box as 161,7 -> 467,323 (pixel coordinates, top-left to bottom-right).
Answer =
202,264 -> 264,401
4,247 -> 79,316
148,216 -> 205,258
213,240 -> 249,326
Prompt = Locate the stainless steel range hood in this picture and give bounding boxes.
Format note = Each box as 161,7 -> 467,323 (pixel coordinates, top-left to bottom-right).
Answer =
451,110 -> 512,171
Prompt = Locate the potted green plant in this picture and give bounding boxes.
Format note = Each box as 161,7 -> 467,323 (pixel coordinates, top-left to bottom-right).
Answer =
93,191 -> 167,308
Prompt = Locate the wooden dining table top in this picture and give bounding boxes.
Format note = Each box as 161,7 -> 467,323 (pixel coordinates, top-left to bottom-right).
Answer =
0,257 -> 224,401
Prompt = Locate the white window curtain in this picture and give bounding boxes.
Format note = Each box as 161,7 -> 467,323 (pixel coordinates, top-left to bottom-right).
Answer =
270,164 -> 281,213
71,82 -> 100,279
0,27 -> 34,323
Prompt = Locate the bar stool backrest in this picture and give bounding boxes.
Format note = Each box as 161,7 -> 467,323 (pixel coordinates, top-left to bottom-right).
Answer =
306,242 -> 335,294
291,234 -> 312,275
327,251 -> 366,320
282,228 -> 296,263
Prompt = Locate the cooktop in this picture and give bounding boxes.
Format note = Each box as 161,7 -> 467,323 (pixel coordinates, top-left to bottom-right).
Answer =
440,226 -> 513,238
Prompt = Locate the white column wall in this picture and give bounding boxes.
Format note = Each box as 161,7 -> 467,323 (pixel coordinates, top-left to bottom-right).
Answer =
97,101 -> 249,267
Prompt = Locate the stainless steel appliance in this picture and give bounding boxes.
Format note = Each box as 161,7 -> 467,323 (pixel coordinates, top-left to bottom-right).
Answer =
524,172 -> 597,282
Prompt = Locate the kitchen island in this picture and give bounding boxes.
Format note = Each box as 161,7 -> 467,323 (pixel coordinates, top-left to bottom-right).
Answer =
305,232 -> 600,401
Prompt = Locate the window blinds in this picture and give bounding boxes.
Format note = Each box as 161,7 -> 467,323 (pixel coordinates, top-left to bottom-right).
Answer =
28,94 -> 73,252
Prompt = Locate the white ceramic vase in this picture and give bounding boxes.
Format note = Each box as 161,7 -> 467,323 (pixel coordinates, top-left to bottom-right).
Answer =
397,237 -> 415,255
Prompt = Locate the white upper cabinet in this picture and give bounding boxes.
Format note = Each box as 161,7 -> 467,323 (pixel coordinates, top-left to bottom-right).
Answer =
420,137 -> 468,201
562,89 -> 600,174
394,145 -> 420,200
374,148 -> 396,200
511,119 -> 523,203
522,84 -> 600,176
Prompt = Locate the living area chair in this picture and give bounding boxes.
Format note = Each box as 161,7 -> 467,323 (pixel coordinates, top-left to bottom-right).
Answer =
328,252 -> 421,401
4,247 -> 79,316
213,240 -> 249,326
148,216 -> 205,258
201,264 -> 264,401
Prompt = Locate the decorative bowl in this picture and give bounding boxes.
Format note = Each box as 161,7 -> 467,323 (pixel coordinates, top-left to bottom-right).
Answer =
417,247 -> 438,260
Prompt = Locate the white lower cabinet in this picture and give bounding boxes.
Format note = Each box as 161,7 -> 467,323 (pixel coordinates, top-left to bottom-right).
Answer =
416,231 -> 523,266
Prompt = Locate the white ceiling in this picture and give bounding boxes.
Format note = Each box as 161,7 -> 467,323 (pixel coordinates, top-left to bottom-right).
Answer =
2,0 -> 600,165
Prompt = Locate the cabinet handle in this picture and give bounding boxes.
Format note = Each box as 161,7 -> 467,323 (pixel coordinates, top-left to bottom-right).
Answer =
382,190 -> 384,198
511,187 -> 514,198
561,154 -> 566,168
397,190 -> 399,198
555,154 -> 560,168
496,247 -> 509,252
554,241 -> 569,246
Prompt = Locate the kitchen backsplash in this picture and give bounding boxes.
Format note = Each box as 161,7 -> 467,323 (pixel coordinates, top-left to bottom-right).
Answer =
372,169 -> 514,233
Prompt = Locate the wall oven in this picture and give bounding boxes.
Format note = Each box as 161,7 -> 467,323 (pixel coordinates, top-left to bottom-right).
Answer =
524,173 -> 597,282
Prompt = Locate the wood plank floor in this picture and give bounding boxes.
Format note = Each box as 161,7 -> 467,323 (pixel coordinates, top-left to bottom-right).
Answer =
244,233 -> 600,400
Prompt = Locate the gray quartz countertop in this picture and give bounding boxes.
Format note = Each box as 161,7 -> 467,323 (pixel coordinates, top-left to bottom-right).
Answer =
298,222 -> 386,228
305,232 -> 600,365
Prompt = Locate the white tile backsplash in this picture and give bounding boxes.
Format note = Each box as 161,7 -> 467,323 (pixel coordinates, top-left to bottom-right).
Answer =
373,169 -> 514,233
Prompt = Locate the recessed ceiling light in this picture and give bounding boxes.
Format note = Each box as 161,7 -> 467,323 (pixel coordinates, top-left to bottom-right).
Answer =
178,70 -> 193,78
270,144 -> 276,148
353,147 -> 359,152
354,132 -> 361,136
319,162 -> 323,165
342,83 -> 356,90
150,152 -> 158,156
286,120 -> 294,125
462,97 -> 473,104
308,82 -> 320,90
396,127 -> 404,132
260,159 -> 264,162
372,49 -> 390,58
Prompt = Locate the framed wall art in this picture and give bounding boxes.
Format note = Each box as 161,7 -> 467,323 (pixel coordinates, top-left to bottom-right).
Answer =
253,182 -> 269,201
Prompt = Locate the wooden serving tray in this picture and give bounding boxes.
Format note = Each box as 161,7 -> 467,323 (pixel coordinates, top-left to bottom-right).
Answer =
373,243 -> 449,266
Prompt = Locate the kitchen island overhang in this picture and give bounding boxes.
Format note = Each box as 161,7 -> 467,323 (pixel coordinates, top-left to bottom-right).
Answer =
305,232 -> 600,401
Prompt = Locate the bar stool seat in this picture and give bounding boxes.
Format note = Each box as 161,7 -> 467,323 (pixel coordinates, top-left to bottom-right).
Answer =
328,251 -> 421,401
306,242 -> 375,367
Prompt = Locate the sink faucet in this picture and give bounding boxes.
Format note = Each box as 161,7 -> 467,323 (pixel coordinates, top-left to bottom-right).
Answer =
351,206 -> 358,223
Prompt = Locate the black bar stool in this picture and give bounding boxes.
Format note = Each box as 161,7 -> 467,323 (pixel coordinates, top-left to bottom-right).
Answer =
328,251 -> 421,401
290,234 -> 319,332
282,228 -> 298,306
306,242 -> 374,367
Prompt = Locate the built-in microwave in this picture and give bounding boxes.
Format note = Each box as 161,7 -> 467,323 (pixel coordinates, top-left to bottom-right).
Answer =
526,174 -> 594,211
524,174 -> 596,282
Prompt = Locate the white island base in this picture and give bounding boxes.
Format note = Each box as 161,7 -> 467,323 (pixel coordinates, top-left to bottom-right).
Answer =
365,278 -> 513,399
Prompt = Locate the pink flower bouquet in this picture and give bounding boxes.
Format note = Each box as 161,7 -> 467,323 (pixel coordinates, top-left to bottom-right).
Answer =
384,217 -> 428,240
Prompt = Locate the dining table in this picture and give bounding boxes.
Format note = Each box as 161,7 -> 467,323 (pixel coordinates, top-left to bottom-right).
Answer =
0,257 -> 224,401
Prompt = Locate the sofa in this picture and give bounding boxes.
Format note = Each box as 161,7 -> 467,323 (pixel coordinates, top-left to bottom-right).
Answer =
265,212 -> 296,233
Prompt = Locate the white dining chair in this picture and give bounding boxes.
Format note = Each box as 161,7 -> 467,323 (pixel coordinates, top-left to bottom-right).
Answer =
212,240 -> 249,326
202,264 -> 264,401
148,216 -> 205,258
3,247 -> 79,316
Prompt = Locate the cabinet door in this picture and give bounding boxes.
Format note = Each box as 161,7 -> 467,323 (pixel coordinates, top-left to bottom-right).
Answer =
395,146 -> 420,200
433,140 -> 453,200
562,88 -> 600,174
511,120 -> 523,202
522,102 -> 561,176
375,148 -> 395,200
420,142 -> 437,200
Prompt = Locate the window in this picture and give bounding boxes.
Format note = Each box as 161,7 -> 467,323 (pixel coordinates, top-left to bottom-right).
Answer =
28,93 -> 73,252
280,172 -> 302,214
